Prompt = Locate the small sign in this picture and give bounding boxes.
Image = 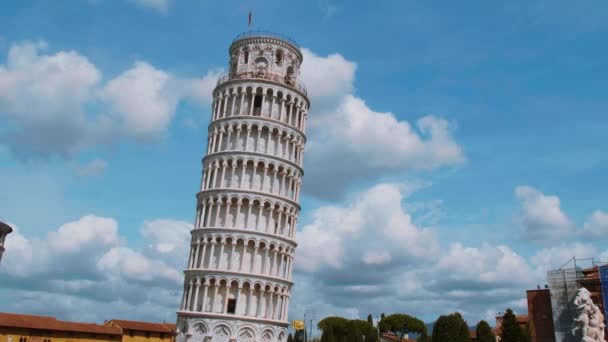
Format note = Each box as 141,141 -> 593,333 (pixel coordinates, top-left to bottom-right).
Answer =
292,320 -> 305,330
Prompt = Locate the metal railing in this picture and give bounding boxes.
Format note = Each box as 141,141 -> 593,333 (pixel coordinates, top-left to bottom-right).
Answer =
216,72 -> 308,96
232,31 -> 299,48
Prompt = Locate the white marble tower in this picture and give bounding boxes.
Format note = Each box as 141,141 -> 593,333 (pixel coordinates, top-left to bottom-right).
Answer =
176,31 -> 309,342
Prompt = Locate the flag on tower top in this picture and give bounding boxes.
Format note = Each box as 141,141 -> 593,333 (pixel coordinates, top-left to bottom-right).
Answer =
248,11 -> 252,27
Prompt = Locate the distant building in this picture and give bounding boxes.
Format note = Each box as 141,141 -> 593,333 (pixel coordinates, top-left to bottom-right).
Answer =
104,320 -> 175,342
380,333 -> 414,342
0,221 -> 13,263
0,312 -> 177,342
0,312 -> 122,342
527,288 -> 556,342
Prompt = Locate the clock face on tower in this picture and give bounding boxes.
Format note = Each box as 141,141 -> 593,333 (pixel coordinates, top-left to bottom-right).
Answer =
176,32 -> 309,342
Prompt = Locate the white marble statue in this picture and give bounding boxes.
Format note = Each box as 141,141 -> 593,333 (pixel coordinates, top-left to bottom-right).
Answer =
572,287 -> 606,342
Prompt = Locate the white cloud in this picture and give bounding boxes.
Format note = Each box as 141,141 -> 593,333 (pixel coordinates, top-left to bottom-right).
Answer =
49,215 -> 118,253
184,69 -> 223,106
515,185 -> 574,240
362,251 -> 391,265
0,40 -> 220,159
139,219 -> 192,261
73,159 -> 108,177
101,61 -> 180,138
437,243 -> 534,286
297,183 -> 439,272
0,41 -> 101,157
97,247 -> 181,283
300,49 -> 464,199
0,215 -> 189,320
530,243 -> 597,278
131,0 -> 171,14
301,48 -> 356,112
291,183 -> 548,324
583,210 -> 608,237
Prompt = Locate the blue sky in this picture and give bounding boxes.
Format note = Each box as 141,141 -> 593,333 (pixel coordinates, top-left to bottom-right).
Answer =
1,0 -> 608,331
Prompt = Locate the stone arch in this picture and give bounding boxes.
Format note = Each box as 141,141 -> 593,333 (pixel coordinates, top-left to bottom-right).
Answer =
237,326 -> 256,342
260,328 -> 275,342
212,323 -> 232,342
190,322 -> 208,342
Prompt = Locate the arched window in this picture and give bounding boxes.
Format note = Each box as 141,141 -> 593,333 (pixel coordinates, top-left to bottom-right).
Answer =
243,50 -> 249,64
285,66 -> 295,85
275,50 -> 283,66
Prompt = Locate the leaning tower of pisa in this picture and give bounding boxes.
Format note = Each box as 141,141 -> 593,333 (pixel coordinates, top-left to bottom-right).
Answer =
176,32 -> 309,342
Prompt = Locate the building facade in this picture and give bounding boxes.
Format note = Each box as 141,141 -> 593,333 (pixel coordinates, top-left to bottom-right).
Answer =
104,320 -> 176,342
175,31 -> 309,342
0,221 -> 13,264
0,312 -> 177,342
0,312 -> 122,342
526,288 -> 556,342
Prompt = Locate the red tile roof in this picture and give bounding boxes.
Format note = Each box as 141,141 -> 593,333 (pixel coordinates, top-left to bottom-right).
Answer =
0,312 -> 121,335
107,320 -> 176,334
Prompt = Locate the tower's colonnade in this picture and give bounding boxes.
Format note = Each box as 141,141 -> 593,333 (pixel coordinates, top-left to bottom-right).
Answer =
176,32 -> 309,342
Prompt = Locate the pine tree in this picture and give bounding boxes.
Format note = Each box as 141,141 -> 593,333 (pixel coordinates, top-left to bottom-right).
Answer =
475,320 -> 494,342
431,312 -> 469,342
368,314 -> 374,326
288,333 -> 295,342
501,309 -> 524,342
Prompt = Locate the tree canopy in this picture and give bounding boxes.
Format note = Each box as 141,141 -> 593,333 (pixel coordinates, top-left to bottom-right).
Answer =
501,309 -> 524,342
379,313 -> 427,341
475,320 -> 494,342
431,312 -> 470,342
287,333 -> 295,342
318,316 -> 378,342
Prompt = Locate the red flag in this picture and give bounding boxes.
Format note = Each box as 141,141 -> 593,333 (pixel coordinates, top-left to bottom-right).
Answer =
248,11 -> 252,27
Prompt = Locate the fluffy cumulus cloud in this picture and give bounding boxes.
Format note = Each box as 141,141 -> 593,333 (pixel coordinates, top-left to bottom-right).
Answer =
514,186 -> 608,242
0,41 -> 101,157
101,61 -> 181,137
297,183 -> 439,272
300,49 -> 464,199
0,215 -> 192,321
0,41 -> 218,159
292,183 -> 545,323
515,185 -> 574,241
583,210 -> 608,237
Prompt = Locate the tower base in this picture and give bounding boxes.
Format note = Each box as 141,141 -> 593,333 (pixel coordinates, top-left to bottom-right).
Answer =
176,313 -> 288,342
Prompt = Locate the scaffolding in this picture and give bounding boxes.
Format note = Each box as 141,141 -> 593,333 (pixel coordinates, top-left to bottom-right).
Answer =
548,257 -> 605,342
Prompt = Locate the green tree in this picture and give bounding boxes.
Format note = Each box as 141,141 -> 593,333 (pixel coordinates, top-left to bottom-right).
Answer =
351,319 -> 378,342
379,313 -> 426,342
475,320 -> 494,342
381,313 -> 386,321
501,309 -> 524,342
417,328 -> 430,342
431,312 -> 469,342
317,316 -> 378,342
318,316 -> 350,338
368,314 -> 374,326
287,333 -> 295,342
320,328 -> 334,342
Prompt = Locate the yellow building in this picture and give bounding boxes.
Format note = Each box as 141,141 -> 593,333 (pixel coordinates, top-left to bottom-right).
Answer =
103,320 -> 175,342
0,312 -> 122,342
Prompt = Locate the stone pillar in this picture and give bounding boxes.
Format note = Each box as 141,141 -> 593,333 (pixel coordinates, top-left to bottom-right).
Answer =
193,277 -> 201,311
